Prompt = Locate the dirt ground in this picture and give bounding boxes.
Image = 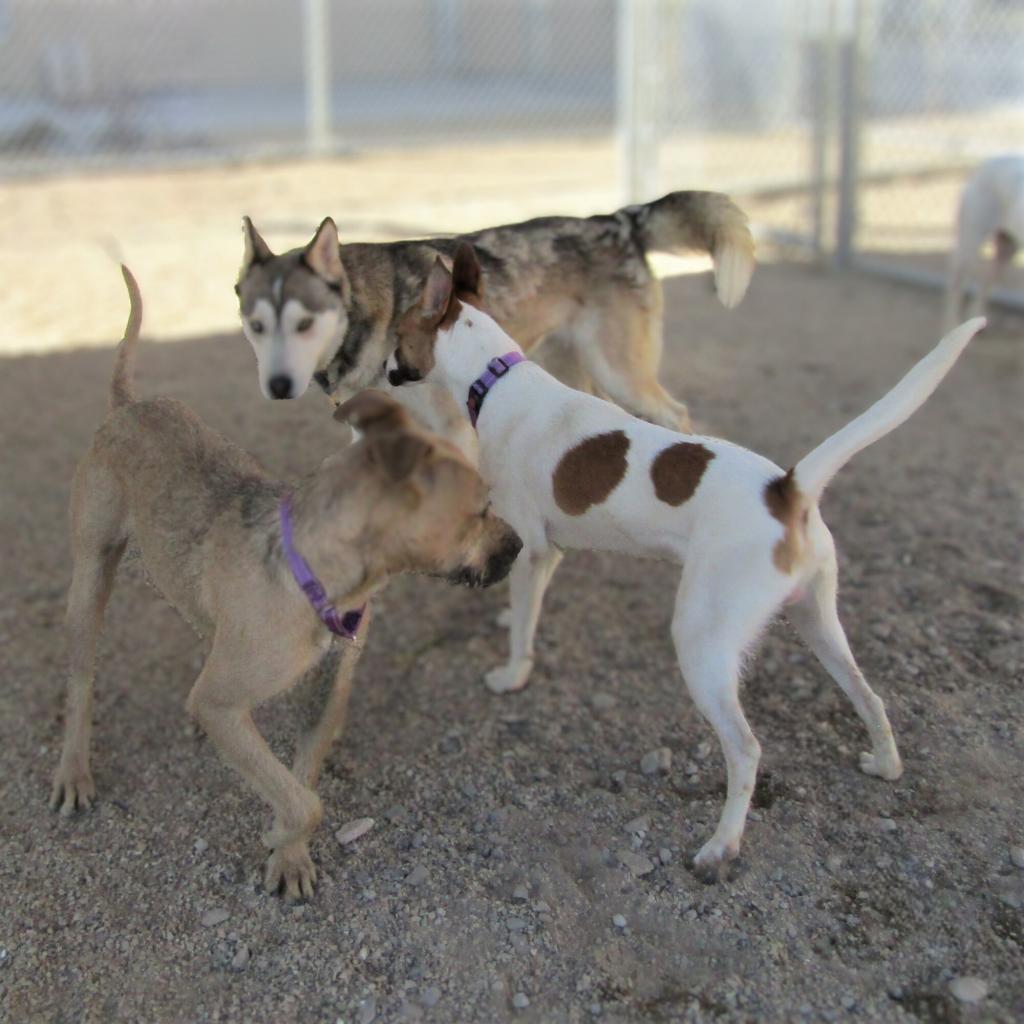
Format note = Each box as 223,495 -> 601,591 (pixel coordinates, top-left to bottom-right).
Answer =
1,257 -> 1022,1023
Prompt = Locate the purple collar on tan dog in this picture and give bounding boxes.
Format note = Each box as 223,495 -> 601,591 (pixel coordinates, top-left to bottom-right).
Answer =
279,496 -> 364,639
467,351 -> 526,428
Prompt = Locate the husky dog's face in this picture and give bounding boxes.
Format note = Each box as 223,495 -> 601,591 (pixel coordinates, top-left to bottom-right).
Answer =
236,217 -> 348,400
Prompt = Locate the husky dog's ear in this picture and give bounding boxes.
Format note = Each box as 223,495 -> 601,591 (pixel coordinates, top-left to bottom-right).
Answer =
420,256 -> 454,323
334,388 -> 411,434
240,216 -> 274,275
452,241 -> 483,299
303,217 -> 346,286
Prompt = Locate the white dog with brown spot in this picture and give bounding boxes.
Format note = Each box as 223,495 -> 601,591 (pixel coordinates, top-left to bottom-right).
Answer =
386,243 -> 984,876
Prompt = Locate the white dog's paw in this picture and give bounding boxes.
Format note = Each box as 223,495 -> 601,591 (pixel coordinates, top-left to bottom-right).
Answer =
859,750 -> 903,781
484,658 -> 534,695
495,607 -> 512,629
692,834 -> 741,883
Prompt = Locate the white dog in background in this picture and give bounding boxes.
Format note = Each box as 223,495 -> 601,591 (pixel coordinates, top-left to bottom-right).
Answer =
944,154 -> 1023,329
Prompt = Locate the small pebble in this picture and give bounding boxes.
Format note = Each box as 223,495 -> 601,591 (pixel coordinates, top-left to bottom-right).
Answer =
624,815 -> 650,835
1010,845 -> 1024,869
231,944 -> 250,971
358,994 -> 377,1024
405,865 -> 429,887
506,916 -> 528,932
592,693 -> 617,712
200,908 -> 230,928
533,900 -> 551,913
193,837 -> 208,854
612,914 -> 627,929
949,976 -> 988,1004
658,848 -> 671,865
421,986 -> 441,1008
0,948 -> 9,969
336,818 -> 376,845
512,884 -> 529,902
875,817 -> 898,833
640,747 -> 672,776
512,993 -> 530,1009
618,850 -> 655,877
610,770 -> 627,790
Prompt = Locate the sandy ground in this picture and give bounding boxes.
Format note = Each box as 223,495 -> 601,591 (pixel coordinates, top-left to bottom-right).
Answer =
1,257 -> 1022,1023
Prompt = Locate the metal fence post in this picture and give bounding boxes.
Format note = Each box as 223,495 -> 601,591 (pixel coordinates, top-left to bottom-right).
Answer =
617,0 -> 658,205
809,0 -> 839,260
834,0 -> 865,270
304,0 -> 331,156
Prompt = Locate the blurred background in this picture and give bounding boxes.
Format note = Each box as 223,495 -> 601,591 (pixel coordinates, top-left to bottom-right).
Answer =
0,0 -> 1021,353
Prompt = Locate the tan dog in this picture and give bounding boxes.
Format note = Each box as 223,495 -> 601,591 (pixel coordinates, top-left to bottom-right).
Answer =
51,267 -> 521,899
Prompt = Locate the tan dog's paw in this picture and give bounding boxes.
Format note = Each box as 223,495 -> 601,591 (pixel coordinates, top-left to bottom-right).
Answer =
50,763 -> 96,816
265,842 -> 317,902
859,751 -> 903,781
484,658 -> 533,695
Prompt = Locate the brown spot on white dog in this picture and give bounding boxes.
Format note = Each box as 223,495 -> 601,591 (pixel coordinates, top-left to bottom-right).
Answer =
552,431 -> 630,515
650,442 -> 714,506
763,469 -> 807,573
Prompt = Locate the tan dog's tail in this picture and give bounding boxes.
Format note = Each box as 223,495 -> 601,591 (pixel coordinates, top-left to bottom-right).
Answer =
792,317 -> 984,504
625,190 -> 755,309
110,265 -> 143,410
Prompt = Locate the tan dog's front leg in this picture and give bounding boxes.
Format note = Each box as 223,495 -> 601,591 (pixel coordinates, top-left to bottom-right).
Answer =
186,641 -> 323,898
267,611 -> 370,899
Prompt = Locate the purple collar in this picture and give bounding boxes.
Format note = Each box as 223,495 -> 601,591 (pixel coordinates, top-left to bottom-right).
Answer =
279,496 -> 365,640
467,351 -> 526,428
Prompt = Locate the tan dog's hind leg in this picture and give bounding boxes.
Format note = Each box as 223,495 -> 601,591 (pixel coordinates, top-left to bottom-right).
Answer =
787,553 -> 902,781
485,546 -> 562,695
575,284 -> 692,432
52,460 -> 127,815
268,612 -> 370,899
186,636 -> 324,897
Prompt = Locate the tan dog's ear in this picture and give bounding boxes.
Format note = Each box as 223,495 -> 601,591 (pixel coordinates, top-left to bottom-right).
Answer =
420,256 -> 454,323
303,217 -> 345,285
334,388 -> 412,434
367,432 -> 433,484
452,241 -> 483,298
240,216 -> 274,275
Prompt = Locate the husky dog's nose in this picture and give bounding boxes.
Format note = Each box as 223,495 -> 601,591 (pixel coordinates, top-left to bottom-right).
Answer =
268,374 -> 293,400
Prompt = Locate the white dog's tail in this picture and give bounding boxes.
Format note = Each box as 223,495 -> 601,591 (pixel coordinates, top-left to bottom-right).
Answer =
625,190 -> 756,308
793,318 -> 984,503
110,265 -> 143,410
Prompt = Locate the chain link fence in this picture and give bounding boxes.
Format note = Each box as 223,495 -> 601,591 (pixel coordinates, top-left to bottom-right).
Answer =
0,0 -> 1020,351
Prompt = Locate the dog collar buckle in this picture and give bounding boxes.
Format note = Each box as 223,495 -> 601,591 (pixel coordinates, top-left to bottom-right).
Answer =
279,496 -> 365,640
467,350 -> 526,429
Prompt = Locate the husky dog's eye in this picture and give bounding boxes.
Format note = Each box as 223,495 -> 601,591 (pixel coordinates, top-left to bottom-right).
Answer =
250,320 -> 265,335
296,316 -> 314,333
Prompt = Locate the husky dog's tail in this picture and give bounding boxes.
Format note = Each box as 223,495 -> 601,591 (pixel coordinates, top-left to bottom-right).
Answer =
110,265 -> 143,410
792,318 -> 984,504
624,190 -> 756,308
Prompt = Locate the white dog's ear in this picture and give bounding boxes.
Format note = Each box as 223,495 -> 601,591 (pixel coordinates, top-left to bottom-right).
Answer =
452,241 -> 483,298
240,216 -> 274,275
420,256 -> 454,323
303,217 -> 346,285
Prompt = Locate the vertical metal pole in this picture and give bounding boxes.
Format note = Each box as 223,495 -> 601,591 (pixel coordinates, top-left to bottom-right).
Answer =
809,0 -> 838,259
617,0 -> 658,205
834,0 -> 864,270
304,0 -> 331,156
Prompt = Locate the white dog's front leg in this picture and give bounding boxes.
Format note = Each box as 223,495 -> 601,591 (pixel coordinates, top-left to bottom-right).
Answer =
485,546 -> 562,695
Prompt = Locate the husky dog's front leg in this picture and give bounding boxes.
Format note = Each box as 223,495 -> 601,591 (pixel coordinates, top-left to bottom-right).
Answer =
485,545 -> 562,695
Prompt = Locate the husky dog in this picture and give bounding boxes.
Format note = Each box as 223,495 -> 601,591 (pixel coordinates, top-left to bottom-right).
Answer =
944,154 -> 1023,330
236,191 -> 755,438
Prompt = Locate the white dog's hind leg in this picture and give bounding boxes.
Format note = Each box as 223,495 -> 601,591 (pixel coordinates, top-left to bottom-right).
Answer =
485,545 -> 562,694
787,550 -> 902,781
672,578 -> 766,876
